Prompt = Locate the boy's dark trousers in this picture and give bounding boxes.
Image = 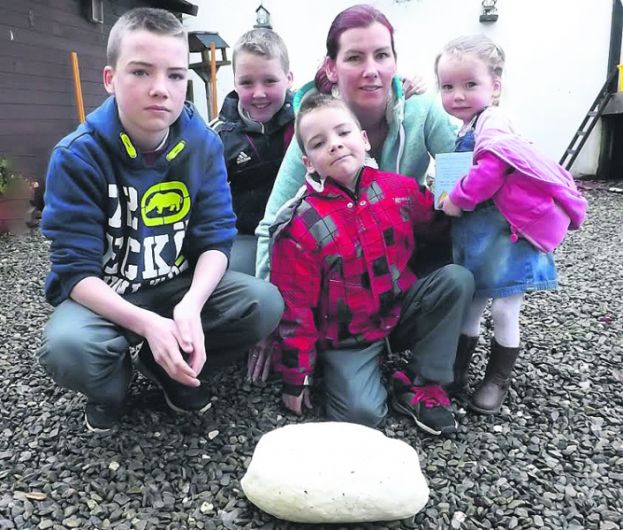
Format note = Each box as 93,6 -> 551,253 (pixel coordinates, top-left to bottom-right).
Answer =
39,270 -> 284,407
320,264 -> 474,428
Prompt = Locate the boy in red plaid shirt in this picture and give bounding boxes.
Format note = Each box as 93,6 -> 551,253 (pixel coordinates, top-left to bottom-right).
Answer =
270,94 -> 474,435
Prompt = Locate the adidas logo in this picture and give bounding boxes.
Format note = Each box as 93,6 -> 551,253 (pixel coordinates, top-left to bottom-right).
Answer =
236,151 -> 251,165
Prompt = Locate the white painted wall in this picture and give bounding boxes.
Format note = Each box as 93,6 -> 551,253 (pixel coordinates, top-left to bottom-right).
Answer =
185,0 -> 617,176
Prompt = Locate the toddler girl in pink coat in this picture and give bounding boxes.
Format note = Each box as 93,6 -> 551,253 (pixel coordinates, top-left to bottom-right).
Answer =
436,35 -> 587,414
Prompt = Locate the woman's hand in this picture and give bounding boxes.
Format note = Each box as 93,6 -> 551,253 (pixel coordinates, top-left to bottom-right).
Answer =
247,336 -> 278,383
441,196 -> 463,217
282,388 -> 313,415
401,74 -> 427,99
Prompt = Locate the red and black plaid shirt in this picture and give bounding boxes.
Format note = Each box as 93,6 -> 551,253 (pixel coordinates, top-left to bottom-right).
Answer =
270,166 -> 441,388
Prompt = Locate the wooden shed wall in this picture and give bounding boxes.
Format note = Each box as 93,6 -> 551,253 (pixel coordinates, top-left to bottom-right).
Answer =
0,0 -> 152,185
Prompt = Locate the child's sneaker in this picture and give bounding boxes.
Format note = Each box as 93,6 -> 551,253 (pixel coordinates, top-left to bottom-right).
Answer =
84,401 -> 121,433
391,371 -> 457,435
134,347 -> 213,414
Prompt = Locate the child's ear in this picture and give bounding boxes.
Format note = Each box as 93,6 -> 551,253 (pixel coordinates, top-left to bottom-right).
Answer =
362,130 -> 371,152
103,66 -> 115,95
493,77 -> 502,100
302,154 -> 316,174
286,71 -> 294,88
325,57 -> 338,84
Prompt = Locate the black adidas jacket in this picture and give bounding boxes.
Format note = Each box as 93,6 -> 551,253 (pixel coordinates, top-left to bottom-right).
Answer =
211,90 -> 294,235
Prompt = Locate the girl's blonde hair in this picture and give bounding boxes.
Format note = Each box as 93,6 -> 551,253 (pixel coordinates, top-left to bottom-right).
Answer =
435,34 -> 505,104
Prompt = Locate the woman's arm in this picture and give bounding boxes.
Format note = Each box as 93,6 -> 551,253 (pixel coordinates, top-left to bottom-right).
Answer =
254,139 -> 308,280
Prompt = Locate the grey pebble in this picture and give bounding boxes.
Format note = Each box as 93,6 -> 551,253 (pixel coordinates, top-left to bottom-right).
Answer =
0,187 -> 621,529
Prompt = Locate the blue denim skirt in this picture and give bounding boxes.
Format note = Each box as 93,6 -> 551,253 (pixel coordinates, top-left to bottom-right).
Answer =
451,204 -> 557,298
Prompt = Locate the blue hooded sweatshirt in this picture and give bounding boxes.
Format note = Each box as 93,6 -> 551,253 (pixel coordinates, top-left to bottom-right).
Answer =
42,97 -> 236,306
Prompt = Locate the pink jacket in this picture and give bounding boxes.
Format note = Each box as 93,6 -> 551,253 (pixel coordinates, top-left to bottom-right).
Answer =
449,108 -> 588,253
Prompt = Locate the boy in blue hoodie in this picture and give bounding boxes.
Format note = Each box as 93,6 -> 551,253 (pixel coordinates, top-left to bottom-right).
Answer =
38,8 -> 283,433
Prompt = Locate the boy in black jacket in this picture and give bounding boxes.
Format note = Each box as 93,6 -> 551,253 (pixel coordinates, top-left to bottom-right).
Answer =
211,28 -> 294,275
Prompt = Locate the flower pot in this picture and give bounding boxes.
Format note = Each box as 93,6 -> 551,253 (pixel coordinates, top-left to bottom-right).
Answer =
0,194 -> 32,234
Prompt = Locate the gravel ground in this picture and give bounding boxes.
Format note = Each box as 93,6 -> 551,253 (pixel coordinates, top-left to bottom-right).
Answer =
0,185 -> 622,530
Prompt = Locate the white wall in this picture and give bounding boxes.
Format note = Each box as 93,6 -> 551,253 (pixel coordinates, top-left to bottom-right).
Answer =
185,0 -> 616,176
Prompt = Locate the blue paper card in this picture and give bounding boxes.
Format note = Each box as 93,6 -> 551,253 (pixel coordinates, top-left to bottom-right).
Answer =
433,151 -> 474,210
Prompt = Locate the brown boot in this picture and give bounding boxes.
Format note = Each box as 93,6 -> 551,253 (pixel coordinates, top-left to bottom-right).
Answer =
446,334 -> 478,396
469,338 -> 520,414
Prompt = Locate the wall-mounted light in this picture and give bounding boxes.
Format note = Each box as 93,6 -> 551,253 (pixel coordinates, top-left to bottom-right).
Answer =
254,4 -> 272,29
479,0 -> 498,23
83,0 -> 104,24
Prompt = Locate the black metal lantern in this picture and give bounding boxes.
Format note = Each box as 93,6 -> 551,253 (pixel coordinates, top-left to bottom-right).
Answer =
83,0 -> 104,24
254,4 -> 272,29
479,0 -> 498,23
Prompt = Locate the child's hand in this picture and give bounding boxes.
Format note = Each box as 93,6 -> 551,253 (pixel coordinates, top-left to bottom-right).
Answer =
426,173 -> 434,189
441,196 -> 463,217
282,388 -> 313,415
247,337 -> 278,383
173,299 -> 206,377
143,313 -> 200,387
401,74 -> 427,98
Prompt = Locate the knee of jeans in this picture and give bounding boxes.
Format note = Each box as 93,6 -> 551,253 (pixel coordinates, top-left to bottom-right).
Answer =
40,333 -> 129,406
39,330 -> 89,377
247,281 -> 284,337
441,264 -> 475,299
339,398 -> 387,429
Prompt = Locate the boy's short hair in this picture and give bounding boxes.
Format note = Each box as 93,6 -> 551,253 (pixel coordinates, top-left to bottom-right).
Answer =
295,93 -> 362,153
107,8 -> 186,68
232,29 -> 290,74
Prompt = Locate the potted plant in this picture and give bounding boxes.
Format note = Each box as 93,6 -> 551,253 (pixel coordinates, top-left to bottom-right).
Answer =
0,158 -> 35,233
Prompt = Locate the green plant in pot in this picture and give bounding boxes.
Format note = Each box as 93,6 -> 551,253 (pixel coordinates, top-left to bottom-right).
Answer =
0,158 -> 32,197
0,158 -> 35,233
